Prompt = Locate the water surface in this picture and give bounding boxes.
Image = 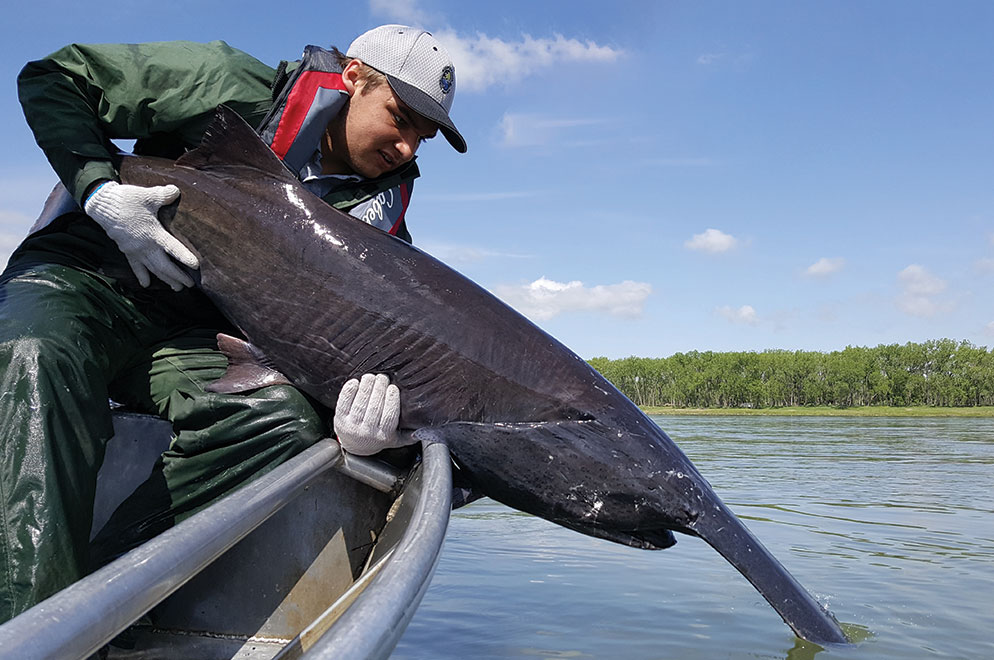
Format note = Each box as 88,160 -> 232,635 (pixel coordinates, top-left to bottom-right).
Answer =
395,416 -> 994,659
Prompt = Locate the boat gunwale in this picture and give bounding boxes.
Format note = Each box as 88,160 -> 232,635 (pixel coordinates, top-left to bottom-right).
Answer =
0,432 -> 451,660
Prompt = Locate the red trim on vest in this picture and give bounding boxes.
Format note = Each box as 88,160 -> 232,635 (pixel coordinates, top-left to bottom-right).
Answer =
389,183 -> 411,236
270,71 -> 346,159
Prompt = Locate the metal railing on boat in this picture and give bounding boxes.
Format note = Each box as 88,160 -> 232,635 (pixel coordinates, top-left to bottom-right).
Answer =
0,426 -> 452,660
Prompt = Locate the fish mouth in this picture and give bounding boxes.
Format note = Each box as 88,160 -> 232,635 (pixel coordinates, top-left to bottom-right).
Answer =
627,528 -> 678,550
629,530 -> 678,550
558,520 -> 678,551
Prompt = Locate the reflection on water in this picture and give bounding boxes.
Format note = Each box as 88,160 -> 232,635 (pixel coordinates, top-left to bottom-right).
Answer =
394,416 -> 994,659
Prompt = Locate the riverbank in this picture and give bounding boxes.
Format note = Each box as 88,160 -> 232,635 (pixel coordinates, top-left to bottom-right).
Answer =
642,405 -> 994,417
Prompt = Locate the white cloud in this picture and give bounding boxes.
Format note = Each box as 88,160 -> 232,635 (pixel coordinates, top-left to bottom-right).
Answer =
897,296 -> 941,317
0,209 -> 33,232
0,174 -> 70,265
435,30 -> 622,93
986,321 -> 994,337
419,241 -> 530,264
493,277 -> 651,320
696,51 -> 756,69
0,234 -> 24,270
974,257 -> 994,273
0,172 -> 70,265
896,264 -> 949,317
898,264 -> 946,296
0,175 -> 58,208
716,305 -> 758,325
645,157 -> 715,167
685,228 -> 737,253
417,190 -> 540,203
497,113 -> 609,148
369,0 -> 430,25
805,257 -> 846,277
0,210 -> 33,268
358,2 -> 627,92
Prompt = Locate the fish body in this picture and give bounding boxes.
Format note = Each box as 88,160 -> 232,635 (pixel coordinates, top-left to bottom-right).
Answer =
119,107 -> 848,645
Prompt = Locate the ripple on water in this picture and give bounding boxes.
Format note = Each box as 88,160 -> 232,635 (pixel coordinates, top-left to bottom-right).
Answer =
395,416 -> 994,659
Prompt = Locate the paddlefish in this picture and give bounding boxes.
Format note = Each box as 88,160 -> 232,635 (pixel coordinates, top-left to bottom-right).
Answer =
118,106 -> 849,645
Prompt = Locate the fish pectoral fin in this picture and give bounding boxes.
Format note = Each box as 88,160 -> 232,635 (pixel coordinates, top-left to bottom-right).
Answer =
206,333 -> 293,393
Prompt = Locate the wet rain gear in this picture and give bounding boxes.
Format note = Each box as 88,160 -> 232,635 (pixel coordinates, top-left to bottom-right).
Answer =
0,40 -> 417,621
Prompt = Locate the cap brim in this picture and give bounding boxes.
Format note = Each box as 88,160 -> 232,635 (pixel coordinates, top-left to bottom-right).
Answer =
385,74 -> 467,154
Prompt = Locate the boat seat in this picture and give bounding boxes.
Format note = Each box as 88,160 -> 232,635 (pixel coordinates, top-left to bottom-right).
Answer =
92,410 -> 173,539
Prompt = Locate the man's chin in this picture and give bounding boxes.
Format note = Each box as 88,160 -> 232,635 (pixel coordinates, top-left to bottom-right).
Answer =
352,161 -> 388,179
356,154 -> 409,179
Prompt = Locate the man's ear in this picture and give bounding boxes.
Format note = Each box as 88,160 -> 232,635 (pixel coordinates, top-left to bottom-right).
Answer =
341,59 -> 363,96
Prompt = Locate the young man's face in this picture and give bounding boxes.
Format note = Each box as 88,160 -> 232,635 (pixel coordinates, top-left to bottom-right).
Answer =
322,61 -> 438,178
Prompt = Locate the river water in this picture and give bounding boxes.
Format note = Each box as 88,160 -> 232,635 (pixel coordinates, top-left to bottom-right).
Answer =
394,415 -> 994,659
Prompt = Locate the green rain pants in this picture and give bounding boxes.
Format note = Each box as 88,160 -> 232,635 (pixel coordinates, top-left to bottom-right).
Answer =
0,215 -> 327,623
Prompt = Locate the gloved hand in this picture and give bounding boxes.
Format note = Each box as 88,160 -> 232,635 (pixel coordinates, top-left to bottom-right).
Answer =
334,373 -> 404,456
84,180 -> 199,291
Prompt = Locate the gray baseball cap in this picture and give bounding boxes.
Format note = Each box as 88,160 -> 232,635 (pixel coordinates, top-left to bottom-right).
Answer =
347,25 -> 467,153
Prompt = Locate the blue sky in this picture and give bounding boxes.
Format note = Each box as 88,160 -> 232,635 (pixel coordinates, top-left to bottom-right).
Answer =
1,1 -> 992,359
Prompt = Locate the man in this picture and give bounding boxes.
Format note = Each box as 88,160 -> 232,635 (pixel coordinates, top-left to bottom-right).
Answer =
0,25 -> 465,622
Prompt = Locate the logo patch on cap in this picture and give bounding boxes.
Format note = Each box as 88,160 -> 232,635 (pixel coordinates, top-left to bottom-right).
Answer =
439,66 -> 454,95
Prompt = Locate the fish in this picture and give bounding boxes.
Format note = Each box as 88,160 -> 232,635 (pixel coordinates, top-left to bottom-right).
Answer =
118,105 -> 849,646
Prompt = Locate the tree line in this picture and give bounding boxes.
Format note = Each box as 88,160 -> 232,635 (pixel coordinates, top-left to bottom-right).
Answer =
587,339 -> 994,408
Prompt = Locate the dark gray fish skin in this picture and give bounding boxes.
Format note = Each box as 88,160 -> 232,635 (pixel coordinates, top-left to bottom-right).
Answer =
119,107 -> 848,645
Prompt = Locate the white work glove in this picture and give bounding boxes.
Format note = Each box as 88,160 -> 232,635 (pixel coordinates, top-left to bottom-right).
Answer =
334,373 -> 405,456
84,180 -> 199,291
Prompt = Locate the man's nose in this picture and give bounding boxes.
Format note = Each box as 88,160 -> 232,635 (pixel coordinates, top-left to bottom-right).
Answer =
396,132 -> 419,161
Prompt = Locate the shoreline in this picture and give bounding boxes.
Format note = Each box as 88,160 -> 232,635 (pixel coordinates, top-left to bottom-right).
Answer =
641,405 -> 994,417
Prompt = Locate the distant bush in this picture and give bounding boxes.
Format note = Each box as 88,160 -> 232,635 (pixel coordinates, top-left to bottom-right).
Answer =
587,339 -> 994,408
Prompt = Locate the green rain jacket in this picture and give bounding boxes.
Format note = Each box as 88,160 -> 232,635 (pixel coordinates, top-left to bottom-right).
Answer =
16,40 -> 418,242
